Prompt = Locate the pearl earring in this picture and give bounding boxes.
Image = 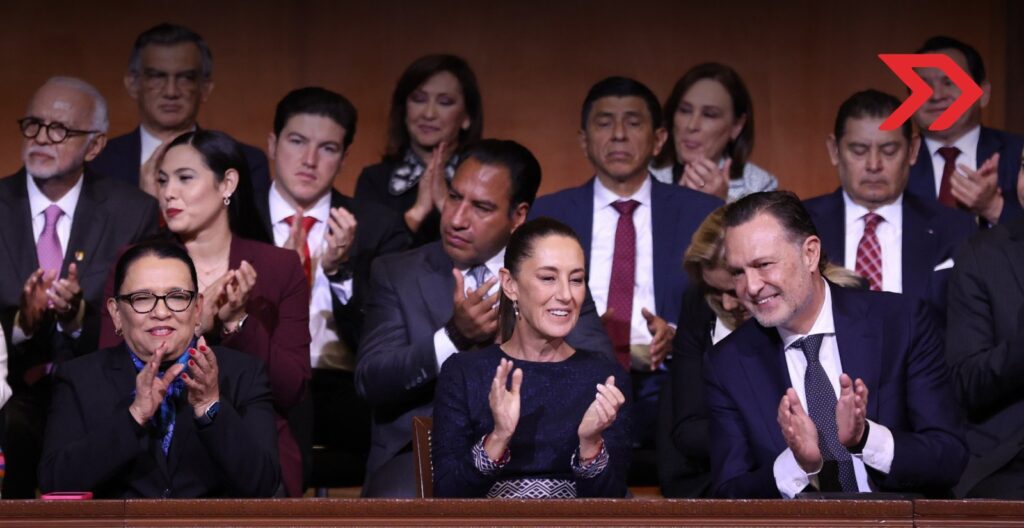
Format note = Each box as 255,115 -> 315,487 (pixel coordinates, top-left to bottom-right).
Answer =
513,299 -> 520,319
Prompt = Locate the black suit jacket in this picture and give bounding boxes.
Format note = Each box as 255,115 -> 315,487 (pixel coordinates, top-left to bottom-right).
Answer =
945,218 -> 1024,496
89,127 -> 271,194
0,169 -> 158,388
38,344 -> 280,498
354,241 -> 614,495
804,189 -> 977,323
254,188 -> 410,351
907,126 -> 1024,224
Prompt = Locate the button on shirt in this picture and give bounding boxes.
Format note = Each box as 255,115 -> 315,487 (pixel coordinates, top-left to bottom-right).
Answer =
432,248 -> 504,370
588,176 -> 657,346
269,182 -> 355,370
773,279 -> 895,498
924,125 -> 980,197
842,192 -> 903,293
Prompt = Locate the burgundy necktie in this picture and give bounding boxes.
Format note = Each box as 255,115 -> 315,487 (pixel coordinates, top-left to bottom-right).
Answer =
606,200 -> 639,370
285,215 -> 318,284
37,204 -> 64,276
855,212 -> 883,292
937,146 -> 961,208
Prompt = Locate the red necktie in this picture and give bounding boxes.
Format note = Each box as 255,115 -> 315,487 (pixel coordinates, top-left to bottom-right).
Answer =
285,215 -> 318,284
855,212 -> 883,292
937,146 -> 961,208
606,200 -> 639,370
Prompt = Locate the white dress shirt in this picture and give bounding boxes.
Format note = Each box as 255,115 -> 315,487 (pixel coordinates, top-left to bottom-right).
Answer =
773,280 -> 895,498
842,192 -> 903,293
588,176 -> 657,346
269,182 -> 355,370
432,248 -> 504,370
0,324 -> 13,410
923,125 -> 980,196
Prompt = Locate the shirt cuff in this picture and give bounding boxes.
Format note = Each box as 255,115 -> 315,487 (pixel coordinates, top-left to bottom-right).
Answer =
11,311 -> 30,345
773,448 -> 820,499
327,277 -> 354,305
472,435 -> 510,476
571,441 -> 610,479
433,328 -> 459,370
855,419 -> 894,474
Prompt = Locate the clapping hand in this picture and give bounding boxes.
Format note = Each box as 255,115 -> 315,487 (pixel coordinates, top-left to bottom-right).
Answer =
216,261 -> 255,332
128,341 -> 185,425
680,156 -> 731,200
321,207 -> 357,276
836,374 -> 868,448
181,336 -> 220,417
451,269 -> 499,344
18,268 -> 56,335
47,263 -> 83,326
641,308 -> 674,370
777,388 -> 822,474
577,376 -> 625,457
952,153 -> 1002,224
486,358 -> 522,461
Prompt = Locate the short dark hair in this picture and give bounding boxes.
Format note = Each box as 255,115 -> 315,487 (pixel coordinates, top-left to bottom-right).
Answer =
833,89 -> 912,142
273,87 -> 358,150
917,35 -> 986,83
656,63 -> 754,180
162,130 -> 270,243
723,191 -> 829,275
129,23 -> 213,79
384,54 -> 483,160
458,139 -> 542,211
498,217 -> 583,342
114,239 -> 198,296
580,76 -> 662,130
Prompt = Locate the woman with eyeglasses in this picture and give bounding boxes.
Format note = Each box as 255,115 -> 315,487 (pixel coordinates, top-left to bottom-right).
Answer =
40,239 -> 280,497
97,130 -> 310,497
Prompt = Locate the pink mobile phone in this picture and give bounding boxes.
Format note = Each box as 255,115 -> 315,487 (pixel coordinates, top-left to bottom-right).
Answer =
40,491 -> 93,500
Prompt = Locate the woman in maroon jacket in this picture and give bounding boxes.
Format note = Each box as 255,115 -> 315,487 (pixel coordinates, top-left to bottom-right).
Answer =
100,130 -> 310,497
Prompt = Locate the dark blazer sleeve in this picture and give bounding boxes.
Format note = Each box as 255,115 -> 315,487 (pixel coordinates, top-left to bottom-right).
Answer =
671,287 -> 713,459
565,288 -> 613,362
945,235 -> 1024,419
355,255 -> 442,406
194,350 -> 280,497
241,144 -> 271,196
38,360 -> 149,493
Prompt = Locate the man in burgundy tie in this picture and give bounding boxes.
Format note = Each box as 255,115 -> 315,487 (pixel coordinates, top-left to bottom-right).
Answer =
804,89 -> 977,326
907,35 -> 1024,226
0,77 -> 159,497
529,77 -> 722,480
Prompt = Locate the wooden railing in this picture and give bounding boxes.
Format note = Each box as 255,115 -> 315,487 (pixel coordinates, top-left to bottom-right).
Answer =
0,498 -> 1021,527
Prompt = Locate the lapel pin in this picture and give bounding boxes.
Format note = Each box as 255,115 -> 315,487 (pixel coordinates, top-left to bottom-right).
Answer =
74,250 -> 85,262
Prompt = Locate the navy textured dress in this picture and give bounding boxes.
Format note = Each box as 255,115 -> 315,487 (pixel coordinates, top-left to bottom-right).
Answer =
432,344 -> 631,497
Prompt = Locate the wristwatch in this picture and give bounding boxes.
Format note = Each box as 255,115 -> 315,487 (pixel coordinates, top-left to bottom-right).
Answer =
195,400 -> 221,427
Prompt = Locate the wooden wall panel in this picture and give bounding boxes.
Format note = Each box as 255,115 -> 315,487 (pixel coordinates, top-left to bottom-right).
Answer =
0,0 -> 1011,199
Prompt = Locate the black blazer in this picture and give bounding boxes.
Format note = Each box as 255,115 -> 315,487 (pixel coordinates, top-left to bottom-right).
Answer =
89,127 -> 271,194
0,169 -> 158,388
39,344 -> 280,498
907,126 -> 1024,224
946,218 -> 1024,496
254,188 -> 410,351
354,160 -> 440,248
355,241 -> 614,496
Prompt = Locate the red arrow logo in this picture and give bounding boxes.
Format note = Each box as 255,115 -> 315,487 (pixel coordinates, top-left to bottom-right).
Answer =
878,53 -> 983,132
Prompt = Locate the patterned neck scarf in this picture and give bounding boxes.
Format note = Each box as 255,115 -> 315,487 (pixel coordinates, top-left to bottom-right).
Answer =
388,149 -> 461,196
127,341 -> 194,456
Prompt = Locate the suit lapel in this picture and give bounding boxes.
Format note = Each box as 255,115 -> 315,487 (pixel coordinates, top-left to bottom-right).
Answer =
900,197 -> 936,300
739,324 -> 790,454
908,144 -> 937,199
650,178 -> 672,315
830,286 -> 881,420
0,171 -> 39,282
418,243 -> 456,329
63,172 -> 108,278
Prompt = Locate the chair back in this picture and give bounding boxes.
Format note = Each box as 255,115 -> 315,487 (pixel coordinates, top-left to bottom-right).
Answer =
412,416 -> 434,498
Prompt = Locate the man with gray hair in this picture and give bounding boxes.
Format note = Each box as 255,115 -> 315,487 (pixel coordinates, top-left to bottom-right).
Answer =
0,76 -> 159,497
89,23 -> 270,196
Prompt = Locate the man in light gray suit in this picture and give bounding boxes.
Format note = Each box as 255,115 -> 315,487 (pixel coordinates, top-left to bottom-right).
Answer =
355,139 -> 613,497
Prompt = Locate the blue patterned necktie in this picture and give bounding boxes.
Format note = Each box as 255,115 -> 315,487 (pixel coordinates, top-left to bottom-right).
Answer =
128,343 -> 193,456
466,264 -> 491,291
792,334 -> 859,492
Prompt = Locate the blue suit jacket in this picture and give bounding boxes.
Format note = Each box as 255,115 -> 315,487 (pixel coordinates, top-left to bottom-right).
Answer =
907,126 -> 1024,224
89,127 -> 271,194
704,285 -> 967,498
804,189 -> 977,322
528,176 -> 722,328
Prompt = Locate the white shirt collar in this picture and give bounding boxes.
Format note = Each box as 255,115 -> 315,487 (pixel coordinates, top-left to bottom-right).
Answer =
842,190 -> 903,230
26,172 -> 83,222
269,181 -> 331,225
924,125 -> 980,159
593,174 -> 652,210
778,278 -> 835,349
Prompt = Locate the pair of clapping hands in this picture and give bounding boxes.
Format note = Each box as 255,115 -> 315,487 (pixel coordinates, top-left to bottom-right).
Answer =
128,336 -> 220,425
778,374 -> 869,473
19,263 -> 84,335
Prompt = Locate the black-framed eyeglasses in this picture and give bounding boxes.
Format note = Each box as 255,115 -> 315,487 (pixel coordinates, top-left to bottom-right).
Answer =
115,290 -> 196,314
17,117 -> 99,144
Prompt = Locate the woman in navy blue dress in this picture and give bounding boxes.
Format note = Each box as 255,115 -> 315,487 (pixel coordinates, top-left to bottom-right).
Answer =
433,218 -> 630,498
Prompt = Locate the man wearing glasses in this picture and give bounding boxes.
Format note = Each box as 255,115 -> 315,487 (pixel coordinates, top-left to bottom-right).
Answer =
0,76 -> 159,498
89,23 -> 270,197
